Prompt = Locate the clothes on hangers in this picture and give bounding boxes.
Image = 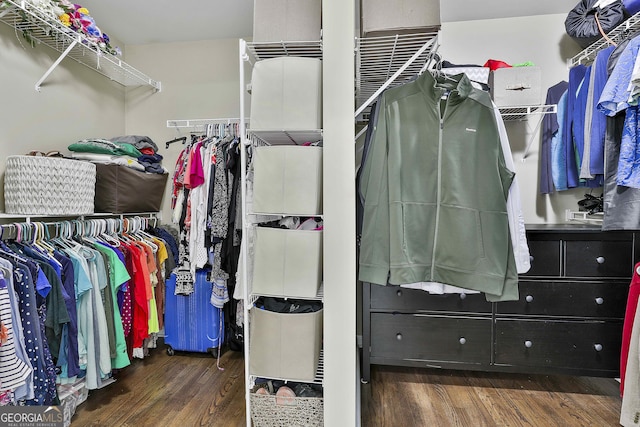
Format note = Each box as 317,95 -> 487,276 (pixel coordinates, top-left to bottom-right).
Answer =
0,217 -> 179,403
170,131 -> 242,309
358,71 -> 519,302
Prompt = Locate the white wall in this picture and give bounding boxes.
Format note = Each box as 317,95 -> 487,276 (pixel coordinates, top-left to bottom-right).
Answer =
440,14 -> 587,224
0,22 -> 126,212
123,38 -> 243,221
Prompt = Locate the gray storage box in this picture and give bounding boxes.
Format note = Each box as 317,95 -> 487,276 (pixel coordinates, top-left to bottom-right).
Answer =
361,0 -> 441,36
253,0 -> 322,42
252,146 -> 322,216
250,57 -> 322,131
489,67 -> 542,107
250,308 -> 323,381
253,227 -> 323,298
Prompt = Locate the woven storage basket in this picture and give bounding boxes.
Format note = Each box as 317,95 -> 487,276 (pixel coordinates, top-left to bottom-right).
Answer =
4,155 -> 96,215
250,392 -> 323,427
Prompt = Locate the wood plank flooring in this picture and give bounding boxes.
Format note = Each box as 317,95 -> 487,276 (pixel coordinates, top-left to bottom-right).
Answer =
71,344 -> 246,427
71,343 -> 623,426
361,365 -> 622,427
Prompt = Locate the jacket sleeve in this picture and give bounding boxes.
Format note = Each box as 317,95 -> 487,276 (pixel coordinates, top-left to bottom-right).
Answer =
358,95 -> 391,285
492,103 -> 531,274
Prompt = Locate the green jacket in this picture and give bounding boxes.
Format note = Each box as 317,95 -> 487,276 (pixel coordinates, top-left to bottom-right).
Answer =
358,72 -> 518,302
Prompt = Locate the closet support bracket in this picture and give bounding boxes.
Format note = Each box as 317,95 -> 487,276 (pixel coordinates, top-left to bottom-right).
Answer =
35,37 -> 78,92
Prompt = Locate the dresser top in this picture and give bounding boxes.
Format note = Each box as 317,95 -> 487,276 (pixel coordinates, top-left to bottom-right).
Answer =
525,224 -> 604,233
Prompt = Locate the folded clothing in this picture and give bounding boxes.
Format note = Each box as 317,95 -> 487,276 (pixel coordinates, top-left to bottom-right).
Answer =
70,152 -> 145,172
69,139 -> 142,157
138,153 -> 163,163
109,135 -> 158,153
137,153 -> 167,174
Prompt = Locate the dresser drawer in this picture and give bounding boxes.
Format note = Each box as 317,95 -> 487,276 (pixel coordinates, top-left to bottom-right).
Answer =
495,319 -> 622,372
370,313 -> 491,364
496,280 -> 628,318
522,239 -> 561,277
370,285 -> 492,313
565,239 -> 633,278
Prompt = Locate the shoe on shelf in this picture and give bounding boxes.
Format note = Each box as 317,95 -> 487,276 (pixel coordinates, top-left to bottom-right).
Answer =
254,379 -> 275,395
293,383 -> 322,398
275,385 -> 296,405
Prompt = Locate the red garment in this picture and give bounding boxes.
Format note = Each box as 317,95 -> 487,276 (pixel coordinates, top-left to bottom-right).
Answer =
484,59 -> 512,71
139,147 -> 155,155
620,262 -> 640,397
171,148 -> 188,209
125,243 -> 151,349
120,246 -> 134,338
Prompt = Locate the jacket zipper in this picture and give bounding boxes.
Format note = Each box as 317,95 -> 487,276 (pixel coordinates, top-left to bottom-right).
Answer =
431,94 -> 447,281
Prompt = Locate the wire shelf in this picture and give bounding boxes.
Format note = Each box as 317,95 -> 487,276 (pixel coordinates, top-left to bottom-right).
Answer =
247,129 -> 323,146
499,104 -> 557,121
0,0 -> 161,91
356,31 -> 439,115
245,40 -> 323,62
568,11 -> 640,67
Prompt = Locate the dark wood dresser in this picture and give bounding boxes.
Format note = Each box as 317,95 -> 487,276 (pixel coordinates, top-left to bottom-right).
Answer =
361,225 -> 638,382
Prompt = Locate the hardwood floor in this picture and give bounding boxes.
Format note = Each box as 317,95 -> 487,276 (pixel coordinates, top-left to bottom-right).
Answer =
71,344 -> 623,426
71,344 -> 246,427
361,366 -> 622,427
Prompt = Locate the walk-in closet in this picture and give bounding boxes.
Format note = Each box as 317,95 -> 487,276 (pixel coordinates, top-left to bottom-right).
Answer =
0,0 -> 638,426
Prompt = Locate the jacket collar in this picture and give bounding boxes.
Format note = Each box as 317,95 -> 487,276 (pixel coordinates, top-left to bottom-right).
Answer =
416,70 -> 474,104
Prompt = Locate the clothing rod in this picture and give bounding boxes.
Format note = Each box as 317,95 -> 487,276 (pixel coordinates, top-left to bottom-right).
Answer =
0,214 -> 159,241
0,212 -> 160,223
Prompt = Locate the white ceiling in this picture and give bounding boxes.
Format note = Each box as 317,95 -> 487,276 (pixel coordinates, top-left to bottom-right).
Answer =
78,0 -> 579,45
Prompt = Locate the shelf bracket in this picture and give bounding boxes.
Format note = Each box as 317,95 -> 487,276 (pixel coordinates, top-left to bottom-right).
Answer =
35,37 -> 78,91
520,113 -> 545,162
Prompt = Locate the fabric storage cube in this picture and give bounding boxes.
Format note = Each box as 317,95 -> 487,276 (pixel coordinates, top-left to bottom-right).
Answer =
489,67 -> 542,107
94,164 -> 168,213
250,57 -> 322,131
253,0 -> 321,42
4,155 -> 95,215
361,0 -> 441,37
250,308 -> 323,381
252,227 -> 323,298
252,146 -> 322,216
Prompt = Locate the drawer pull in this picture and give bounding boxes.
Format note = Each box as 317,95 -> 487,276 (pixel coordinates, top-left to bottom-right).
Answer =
595,297 -> 604,305
396,290 -> 402,297
459,337 -> 466,345
525,295 -> 534,303
594,344 -> 603,352
459,293 -> 467,300
524,340 -> 533,348
396,333 -> 403,341
596,256 -> 605,264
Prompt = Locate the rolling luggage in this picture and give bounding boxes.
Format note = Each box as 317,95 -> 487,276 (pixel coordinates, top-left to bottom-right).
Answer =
164,269 -> 224,356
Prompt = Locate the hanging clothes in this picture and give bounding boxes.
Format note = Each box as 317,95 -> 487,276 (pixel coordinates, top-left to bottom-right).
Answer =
540,80 -> 569,194
358,71 -> 518,302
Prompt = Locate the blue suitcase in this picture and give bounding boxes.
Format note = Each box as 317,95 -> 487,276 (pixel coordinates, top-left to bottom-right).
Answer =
164,269 -> 224,356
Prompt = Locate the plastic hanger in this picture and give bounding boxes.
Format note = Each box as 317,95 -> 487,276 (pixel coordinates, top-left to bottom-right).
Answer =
32,222 -> 62,268
165,136 -> 187,149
